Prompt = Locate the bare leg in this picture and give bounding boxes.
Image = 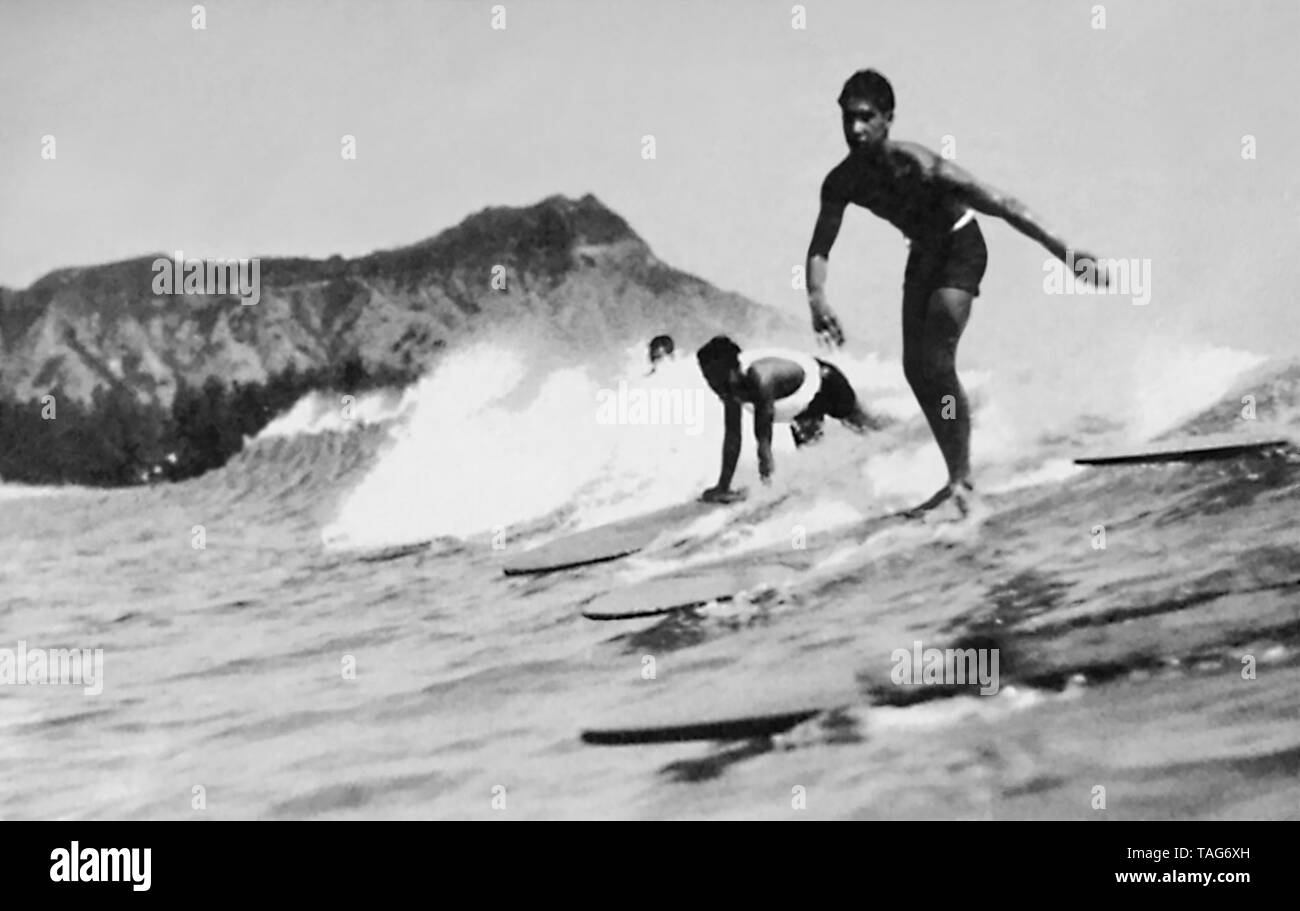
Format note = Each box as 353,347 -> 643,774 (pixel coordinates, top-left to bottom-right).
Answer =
837,402 -> 884,433
813,360 -> 884,434
903,286 -> 974,512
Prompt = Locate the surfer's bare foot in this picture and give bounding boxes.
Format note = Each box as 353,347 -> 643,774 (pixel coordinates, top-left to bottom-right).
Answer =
924,484 -> 988,542
700,486 -> 748,504
903,483 -> 955,518
951,482 -> 986,523
904,480 -> 978,520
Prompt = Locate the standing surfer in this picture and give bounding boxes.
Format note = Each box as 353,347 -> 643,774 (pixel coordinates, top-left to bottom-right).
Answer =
806,69 -> 1109,517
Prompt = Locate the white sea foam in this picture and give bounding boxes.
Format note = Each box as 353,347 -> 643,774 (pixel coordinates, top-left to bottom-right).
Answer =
313,336 -> 1272,549
1125,342 -> 1267,441
255,387 -> 412,439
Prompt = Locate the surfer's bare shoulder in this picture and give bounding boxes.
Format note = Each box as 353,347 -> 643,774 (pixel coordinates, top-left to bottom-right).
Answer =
885,141 -> 946,178
821,157 -> 850,195
889,141 -> 994,196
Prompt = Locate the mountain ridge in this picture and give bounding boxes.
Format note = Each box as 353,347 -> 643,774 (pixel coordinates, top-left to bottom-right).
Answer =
0,193 -> 801,409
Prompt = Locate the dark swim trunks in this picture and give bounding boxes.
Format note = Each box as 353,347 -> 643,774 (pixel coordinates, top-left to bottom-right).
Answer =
806,360 -> 857,420
790,360 -> 861,446
903,218 -> 988,297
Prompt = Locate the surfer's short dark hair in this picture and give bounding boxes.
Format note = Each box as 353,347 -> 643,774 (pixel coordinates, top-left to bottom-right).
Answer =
838,69 -> 894,114
697,335 -> 741,371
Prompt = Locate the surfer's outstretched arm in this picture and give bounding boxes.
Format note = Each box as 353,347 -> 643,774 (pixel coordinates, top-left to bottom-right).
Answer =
933,157 -> 1108,286
753,399 -> 775,484
701,400 -> 745,502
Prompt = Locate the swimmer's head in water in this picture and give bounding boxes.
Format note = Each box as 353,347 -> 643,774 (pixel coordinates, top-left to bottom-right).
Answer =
838,69 -> 893,155
648,335 -> 675,364
697,335 -> 742,395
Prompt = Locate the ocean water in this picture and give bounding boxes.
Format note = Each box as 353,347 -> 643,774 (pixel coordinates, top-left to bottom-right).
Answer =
2,341 -> 1298,820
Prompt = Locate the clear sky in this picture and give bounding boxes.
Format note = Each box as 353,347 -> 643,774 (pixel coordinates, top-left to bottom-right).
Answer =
3,0 -> 1298,392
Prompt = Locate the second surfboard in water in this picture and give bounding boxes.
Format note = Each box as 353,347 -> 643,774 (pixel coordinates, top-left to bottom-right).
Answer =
1074,434 -> 1291,466
500,500 -> 717,575
577,510 -> 917,619
581,708 -> 825,745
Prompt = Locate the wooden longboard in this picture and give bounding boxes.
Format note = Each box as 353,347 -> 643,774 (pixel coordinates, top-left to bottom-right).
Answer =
575,511 -> 933,746
501,501 -> 715,575
1074,434 -> 1291,466
581,708 -> 825,745
576,508 -> 917,620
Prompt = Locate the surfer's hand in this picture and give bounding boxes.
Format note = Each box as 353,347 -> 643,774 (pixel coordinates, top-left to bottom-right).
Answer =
1070,250 -> 1110,289
701,486 -> 747,504
810,298 -> 844,348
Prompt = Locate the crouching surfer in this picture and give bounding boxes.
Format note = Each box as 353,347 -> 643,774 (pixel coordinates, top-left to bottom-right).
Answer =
696,335 -> 879,503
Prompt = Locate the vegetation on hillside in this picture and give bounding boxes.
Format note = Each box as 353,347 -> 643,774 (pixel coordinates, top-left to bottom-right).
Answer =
0,356 -> 417,487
